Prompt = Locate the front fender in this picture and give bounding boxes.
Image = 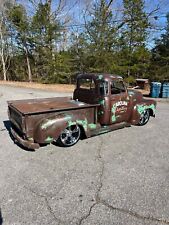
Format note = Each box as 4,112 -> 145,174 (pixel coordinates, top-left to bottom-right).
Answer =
129,99 -> 156,125
33,113 -> 89,144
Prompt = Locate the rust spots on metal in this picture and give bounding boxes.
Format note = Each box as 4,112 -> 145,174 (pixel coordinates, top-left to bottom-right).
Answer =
7,73 -> 157,149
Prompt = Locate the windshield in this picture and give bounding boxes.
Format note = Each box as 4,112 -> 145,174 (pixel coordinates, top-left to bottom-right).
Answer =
111,80 -> 126,94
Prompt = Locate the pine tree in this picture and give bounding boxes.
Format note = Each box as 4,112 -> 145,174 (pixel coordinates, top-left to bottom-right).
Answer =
8,4 -> 33,82
119,0 -> 150,78
82,0 -> 118,73
150,13 -> 169,81
31,1 -> 61,81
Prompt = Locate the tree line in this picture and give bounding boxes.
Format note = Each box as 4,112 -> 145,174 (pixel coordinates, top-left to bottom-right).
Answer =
0,0 -> 169,84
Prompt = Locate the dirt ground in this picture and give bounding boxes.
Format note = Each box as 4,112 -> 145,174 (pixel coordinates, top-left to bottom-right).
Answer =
0,80 -> 151,96
0,81 -> 75,93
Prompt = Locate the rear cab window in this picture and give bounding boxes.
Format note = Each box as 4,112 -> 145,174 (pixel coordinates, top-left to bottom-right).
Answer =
78,78 -> 95,91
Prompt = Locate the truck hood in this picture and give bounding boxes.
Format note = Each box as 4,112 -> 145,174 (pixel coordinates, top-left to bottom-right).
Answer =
127,89 -> 157,107
127,89 -> 143,101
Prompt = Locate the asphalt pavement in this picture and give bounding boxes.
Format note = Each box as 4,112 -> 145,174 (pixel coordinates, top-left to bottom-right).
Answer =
0,85 -> 169,225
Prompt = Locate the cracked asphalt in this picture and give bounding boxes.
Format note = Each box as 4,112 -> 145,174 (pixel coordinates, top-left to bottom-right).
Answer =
0,85 -> 169,225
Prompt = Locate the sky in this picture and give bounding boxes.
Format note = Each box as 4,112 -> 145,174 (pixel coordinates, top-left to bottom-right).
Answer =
16,0 -> 169,47
63,0 -> 169,47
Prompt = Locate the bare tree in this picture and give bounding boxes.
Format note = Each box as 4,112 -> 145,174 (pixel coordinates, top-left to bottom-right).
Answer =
0,19 -> 8,81
0,0 -> 15,81
0,1 -> 8,80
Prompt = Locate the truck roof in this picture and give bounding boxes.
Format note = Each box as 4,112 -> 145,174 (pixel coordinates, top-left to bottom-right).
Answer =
77,73 -> 123,80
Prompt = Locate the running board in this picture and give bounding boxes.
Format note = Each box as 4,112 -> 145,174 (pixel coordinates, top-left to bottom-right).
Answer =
90,122 -> 128,137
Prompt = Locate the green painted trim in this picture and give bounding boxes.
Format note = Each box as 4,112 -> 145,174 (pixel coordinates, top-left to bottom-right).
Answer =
96,75 -> 103,80
111,104 -> 117,122
45,136 -> 54,143
98,110 -> 104,115
68,121 -> 76,127
88,123 -> 97,129
76,119 -> 88,131
136,104 -> 156,115
67,119 -> 97,131
99,99 -> 105,106
28,137 -> 33,141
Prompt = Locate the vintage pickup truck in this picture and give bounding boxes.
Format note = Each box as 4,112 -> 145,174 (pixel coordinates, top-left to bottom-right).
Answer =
8,74 -> 156,149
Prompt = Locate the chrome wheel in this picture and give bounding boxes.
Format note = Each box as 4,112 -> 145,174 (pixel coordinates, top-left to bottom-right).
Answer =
58,125 -> 81,147
138,110 -> 150,126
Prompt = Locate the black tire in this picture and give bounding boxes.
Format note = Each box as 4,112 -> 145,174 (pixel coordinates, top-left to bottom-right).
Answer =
138,109 -> 150,126
57,125 -> 81,147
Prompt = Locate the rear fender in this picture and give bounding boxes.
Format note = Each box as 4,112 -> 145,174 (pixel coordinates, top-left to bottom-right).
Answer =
33,113 -> 89,144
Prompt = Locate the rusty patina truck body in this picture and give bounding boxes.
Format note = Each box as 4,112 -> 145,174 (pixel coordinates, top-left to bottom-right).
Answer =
8,74 -> 156,149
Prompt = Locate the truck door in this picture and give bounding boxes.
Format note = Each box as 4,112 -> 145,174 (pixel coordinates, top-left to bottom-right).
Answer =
110,80 -> 130,124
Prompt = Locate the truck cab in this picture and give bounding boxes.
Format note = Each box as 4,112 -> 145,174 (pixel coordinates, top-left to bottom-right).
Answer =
74,74 -> 153,126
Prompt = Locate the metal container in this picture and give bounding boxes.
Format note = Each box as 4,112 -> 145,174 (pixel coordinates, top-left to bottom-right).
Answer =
150,82 -> 161,98
162,83 -> 169,98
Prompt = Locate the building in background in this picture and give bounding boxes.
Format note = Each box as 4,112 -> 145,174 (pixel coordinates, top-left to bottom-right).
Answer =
135,79 -> 150,91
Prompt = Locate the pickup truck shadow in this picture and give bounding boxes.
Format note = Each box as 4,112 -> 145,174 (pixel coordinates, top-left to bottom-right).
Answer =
3,120 -> 35,152
0,208 -> 3,225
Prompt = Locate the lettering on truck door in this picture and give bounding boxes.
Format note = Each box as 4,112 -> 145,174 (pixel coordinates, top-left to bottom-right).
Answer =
110,80 -> 130,124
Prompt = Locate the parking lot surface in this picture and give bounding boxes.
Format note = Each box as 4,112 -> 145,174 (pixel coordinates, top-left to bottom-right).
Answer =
0,85 -> 169,225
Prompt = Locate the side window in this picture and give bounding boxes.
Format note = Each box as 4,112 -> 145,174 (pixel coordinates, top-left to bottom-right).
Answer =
111,81 -> 126,95
79,78 -> 95,90
99,81 -> 109,96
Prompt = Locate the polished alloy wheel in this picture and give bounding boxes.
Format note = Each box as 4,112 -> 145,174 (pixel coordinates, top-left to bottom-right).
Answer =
58,125 -> 81,147
138,109 -> 150,126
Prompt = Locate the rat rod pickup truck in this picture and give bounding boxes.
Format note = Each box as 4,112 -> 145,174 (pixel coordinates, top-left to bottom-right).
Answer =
8,74 -> 156,149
